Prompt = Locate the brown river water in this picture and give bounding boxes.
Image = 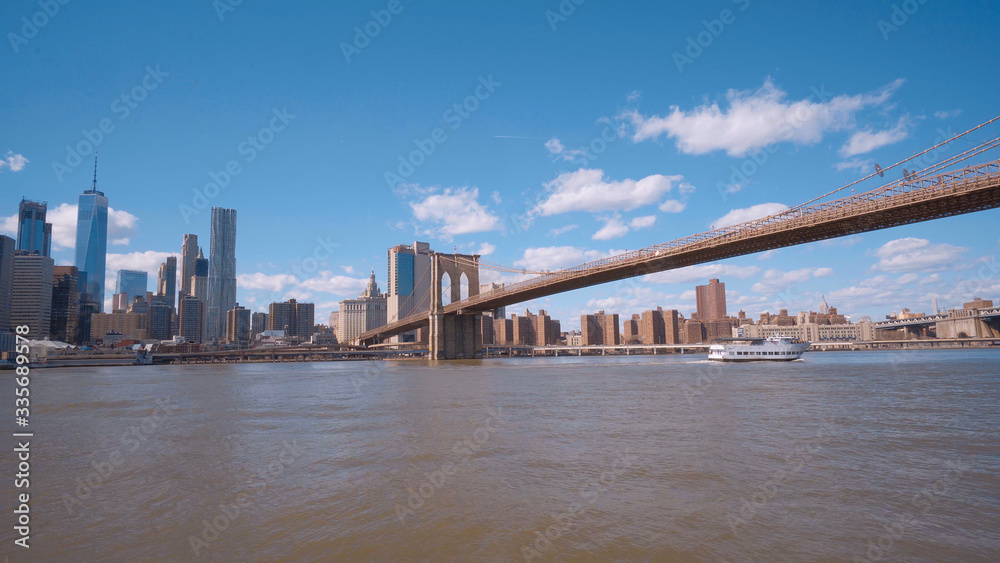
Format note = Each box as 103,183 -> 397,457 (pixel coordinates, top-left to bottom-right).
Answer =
1,349 -> 999,562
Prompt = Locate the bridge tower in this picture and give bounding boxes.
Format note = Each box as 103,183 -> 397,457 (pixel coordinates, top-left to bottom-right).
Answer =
429,252 -> 483,360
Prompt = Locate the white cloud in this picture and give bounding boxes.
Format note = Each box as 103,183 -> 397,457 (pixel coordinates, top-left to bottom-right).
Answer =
751,267 -> 834,294
593,216 -> 630,240
713,203 -> 788,229
626,90 -> 642,103
871,237 -> 967,273
477,242 -> 497,256
658,200 -> 686,213
934,110 -> 961,119
643,264 -> 761,285
834,158 -> 874,173
4,202 -> 140,250
621,78 -> 904,157
534,168 -> 684,216
548,224 -> 578,237
409,187 -> 500,238
237,273 -> 299,292
545,137 -> 589,162
341,265 -> 355,274
298,272 -> 369,296
0,151 -> 29,172
629,215 -> 656,229
839,116 -> 909,157
514,246 -> 625,272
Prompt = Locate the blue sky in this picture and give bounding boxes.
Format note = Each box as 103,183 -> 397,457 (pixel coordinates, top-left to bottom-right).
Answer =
3,0 -> 999,329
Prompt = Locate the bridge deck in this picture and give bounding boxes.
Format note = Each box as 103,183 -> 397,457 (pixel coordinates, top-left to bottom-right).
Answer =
359,159 -> 1000,343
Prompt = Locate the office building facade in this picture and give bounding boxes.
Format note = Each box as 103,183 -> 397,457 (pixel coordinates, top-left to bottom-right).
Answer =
226,303 -> 251,346
11,252 -> 54,339
116,269 -> 148,303
75,171 -> 109,312
0,236 -> 14,332
180,234 -> 198,298
51,266 -> 80,343
178,296 -> 205,344
387,241 -> 431,342
337,271 -> 387,343
16,199 -> 52,257
695,278 -> 727,321
157,256 -> 177,310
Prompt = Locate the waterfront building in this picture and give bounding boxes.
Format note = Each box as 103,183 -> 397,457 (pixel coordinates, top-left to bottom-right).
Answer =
178,296 -> 204,343
695,278 -> 727,321
493,316 -> 513,345
741,321 -> 875,342
90,311 -> 148,342
11,251 -> 54,339
623,314 -> 641,345
115,269 -> 148,304
75,159 -> 109,311
180,234 -> 198,298
636,308 -> 681,345
0,236 -> 14,332
16,198 -> 52,257
683,320 -> 704,344
267,299 -> 315,340
581,310 -> 620,345
226,303 -> 251,346
251,312 -> 268,341
149,302 -> 173,340
386,241 -> 432,342
337,270 -> 387,343
157,256 -> 177,310
51,266 -> 80,343
207,207 -> 237,341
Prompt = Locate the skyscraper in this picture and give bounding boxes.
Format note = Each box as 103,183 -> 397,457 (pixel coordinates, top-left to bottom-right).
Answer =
116,269 -> 148,302
695,278 -> 727,321
207,208 -> 237,341
75,157 -> 109,312
387,242 -> 431,342
178,295 -> 204,344
225,303 -> 251,346
180,234 -> 198,299
266,299 -> 316,340
337,271 -> 387,343
51,266 -> 80,343
0,236 -> 15,332
16,198 -> 52,257
12,251 -> 54,339
157,256 -> 177,310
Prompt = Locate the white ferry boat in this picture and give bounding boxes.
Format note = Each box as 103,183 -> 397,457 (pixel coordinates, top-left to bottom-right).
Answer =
708,336 -> 810,362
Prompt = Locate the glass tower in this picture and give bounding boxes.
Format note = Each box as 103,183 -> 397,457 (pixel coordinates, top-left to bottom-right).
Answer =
207,207 -> 237,340
75,159 -> 109,312
115,269 -> 148,302
17,198 -> 52,257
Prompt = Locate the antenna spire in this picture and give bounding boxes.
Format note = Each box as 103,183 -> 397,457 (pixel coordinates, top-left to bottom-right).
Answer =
91,151 -> 99,192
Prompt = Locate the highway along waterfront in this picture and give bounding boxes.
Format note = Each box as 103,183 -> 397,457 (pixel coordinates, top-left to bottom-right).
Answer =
12,349 -> 1000,561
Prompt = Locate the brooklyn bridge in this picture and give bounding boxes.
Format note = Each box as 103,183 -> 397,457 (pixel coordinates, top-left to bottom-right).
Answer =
357,118 -> 1000,359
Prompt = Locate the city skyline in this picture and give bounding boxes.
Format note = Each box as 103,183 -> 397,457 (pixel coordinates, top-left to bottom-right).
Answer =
3,2 -> 999,330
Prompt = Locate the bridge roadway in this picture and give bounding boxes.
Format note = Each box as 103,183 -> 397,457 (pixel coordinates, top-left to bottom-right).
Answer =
359,159 -> 1000,344
873,307 -> 1000,329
